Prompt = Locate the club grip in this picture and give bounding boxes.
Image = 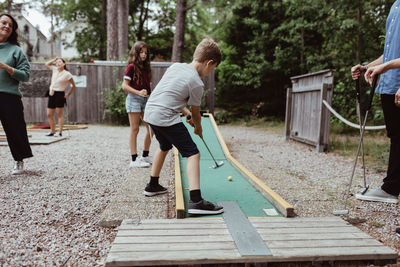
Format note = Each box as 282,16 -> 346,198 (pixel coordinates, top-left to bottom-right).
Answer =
367,75 -> 379,111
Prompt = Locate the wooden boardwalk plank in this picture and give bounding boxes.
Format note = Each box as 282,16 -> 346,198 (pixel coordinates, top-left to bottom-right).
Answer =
106,217 -> 398,266
109,242 -> 237,252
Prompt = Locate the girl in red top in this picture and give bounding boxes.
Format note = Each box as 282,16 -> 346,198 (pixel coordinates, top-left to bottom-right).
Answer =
122,41 -> 152,167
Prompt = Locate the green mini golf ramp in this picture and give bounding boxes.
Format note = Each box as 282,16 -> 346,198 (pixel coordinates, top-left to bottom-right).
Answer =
175,114 -> 294,218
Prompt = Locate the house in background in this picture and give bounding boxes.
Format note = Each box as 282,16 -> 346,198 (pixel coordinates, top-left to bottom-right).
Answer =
10,4 -> 52,61
55,20 -> 86,60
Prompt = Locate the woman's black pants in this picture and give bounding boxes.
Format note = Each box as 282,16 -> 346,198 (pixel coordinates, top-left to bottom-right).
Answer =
0,92 -> 33,161
381,94 -> 400,196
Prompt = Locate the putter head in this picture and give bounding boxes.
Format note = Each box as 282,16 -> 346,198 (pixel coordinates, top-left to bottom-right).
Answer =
360,184 -> 369,195
211,161 -> 224,169
332,210 -> 349,216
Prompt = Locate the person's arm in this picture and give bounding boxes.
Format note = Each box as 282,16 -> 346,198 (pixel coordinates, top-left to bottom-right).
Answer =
365,57 -> 400,84
0,61 -> 14,76
191,105 -> 202,138
45,57 -> 58,70
122,79 -> 148,97
351,55 -> 383,80
181,107 -> 194,126
65,78 -> 76,98
5,49 -> 30,82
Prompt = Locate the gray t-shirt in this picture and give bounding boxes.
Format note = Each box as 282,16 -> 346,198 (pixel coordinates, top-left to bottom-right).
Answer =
144,63 -> 204,126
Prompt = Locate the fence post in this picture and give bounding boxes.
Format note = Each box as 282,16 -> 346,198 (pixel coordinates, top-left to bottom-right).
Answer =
285,87 -> 293,140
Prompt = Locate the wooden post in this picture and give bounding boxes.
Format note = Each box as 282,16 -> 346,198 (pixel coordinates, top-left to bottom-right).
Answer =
285,87 -> 293,140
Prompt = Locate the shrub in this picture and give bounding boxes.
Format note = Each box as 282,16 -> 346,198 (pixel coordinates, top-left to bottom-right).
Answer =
101,80 -> 129,125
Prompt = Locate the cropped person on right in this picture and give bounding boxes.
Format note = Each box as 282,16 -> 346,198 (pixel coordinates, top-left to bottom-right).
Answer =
351,0 -> 400,204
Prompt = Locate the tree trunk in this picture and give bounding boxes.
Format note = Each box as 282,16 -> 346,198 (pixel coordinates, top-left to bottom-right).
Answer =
136,0 -> 150,41
171,0 -> 186,62
50,0 -> 54,58
118,0 -> 129,58
107,0 -> 118,60
99,0 -> 107,60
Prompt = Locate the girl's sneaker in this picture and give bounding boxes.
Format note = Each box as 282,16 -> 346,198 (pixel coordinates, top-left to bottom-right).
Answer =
12,161 -> 24,175
45,132 -> 54,136
129,158 -> 150,168
54,132 -> 62,137
141,156 -> 152,165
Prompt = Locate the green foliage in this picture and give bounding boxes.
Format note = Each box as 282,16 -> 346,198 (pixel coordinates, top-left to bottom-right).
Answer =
60,0 -> 106,61
101,80 -> 129,125
214,0 -> 394,125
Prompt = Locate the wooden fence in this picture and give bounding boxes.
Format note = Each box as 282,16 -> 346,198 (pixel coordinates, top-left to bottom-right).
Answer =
284,69 -> 334,152
20,62 -> 215,123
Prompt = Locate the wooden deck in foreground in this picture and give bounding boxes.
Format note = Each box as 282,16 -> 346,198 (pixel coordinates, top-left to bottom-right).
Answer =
106,217 -> 397,266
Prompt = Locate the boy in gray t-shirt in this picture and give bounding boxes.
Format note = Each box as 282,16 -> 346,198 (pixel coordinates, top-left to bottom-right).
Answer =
143,38 -> 224,215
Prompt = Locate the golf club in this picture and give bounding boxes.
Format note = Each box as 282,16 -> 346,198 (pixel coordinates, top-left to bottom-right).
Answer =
355,78 -> 369,195
333,74 -> 378,216
186,114 -> 224,169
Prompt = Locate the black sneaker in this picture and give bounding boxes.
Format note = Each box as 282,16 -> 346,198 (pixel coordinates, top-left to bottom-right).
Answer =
188,199 -> 224,215
45,132 -> 54,136
396,227 -> 400,238
144,183 -> 168,196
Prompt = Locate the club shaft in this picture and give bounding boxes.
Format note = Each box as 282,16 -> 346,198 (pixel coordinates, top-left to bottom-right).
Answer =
201,137 -> 219,166
343,110 -> 369,210
357,104 -> 367,187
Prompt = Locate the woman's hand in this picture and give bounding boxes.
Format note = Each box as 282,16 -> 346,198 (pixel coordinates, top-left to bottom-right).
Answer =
364,64 -> 385,85
0,61 -> 14,75
395,88 -> 400,107
351,64 -> 367,80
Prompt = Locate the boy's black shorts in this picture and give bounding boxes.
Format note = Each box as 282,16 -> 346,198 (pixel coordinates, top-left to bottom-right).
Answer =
47,91 -> 66,109
149,122 -> 199,157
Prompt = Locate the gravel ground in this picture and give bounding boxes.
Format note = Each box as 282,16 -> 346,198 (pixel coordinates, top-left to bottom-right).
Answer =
218,125 -> 400,261
0,124 -> 399,266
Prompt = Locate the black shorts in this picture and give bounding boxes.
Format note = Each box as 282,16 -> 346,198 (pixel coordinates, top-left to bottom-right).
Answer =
149,122 -> 199,157
47,91 -> 66,109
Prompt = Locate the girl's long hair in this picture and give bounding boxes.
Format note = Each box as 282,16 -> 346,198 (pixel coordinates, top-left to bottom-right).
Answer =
0,14 -> 20,46
127,41 -> 151,84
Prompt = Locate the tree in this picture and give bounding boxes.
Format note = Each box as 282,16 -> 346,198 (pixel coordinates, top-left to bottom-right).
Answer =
60,0 -> 107,61
106,0 -> 118,60
118,0 -> 129,58
171,0 -> 186,62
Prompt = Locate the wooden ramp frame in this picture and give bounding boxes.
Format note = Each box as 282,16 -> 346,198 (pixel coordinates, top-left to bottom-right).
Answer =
106,217 -> 397,266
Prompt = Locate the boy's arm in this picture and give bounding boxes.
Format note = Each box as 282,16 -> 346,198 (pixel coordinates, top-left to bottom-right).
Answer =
191,106 -> 202,138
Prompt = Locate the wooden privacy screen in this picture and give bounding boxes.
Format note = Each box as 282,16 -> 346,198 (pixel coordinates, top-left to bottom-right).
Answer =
21,62 -> 215,123
285,69 -> 334,152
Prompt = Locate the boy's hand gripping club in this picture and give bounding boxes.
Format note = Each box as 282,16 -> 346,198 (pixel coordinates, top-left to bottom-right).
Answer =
187,114 -> 224,169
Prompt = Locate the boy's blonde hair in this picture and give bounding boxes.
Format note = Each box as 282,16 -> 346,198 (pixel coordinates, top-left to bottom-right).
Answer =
193,38 -> 222,66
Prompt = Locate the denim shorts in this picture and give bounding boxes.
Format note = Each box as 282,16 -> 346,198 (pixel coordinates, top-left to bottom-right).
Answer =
126,93 -> 147,113
149,122 -> 199,157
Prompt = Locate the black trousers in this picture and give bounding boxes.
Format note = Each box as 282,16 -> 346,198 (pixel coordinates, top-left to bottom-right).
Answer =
380,94 -> 400,196
0,92 -> 33,161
